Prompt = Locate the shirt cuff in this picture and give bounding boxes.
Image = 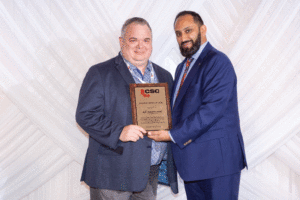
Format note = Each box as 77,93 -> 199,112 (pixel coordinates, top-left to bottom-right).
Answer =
168,131 -> 176,143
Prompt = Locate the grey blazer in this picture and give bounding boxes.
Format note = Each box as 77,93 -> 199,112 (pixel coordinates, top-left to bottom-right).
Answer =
76,53 -> 178,193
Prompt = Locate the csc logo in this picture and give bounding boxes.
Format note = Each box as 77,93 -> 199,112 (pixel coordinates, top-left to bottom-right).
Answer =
141,89 -> 159,97
145,89 -> 159,93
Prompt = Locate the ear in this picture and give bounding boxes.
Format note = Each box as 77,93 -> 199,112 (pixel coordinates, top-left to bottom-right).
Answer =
200,25 -> 207,44
200,25 -> 207,36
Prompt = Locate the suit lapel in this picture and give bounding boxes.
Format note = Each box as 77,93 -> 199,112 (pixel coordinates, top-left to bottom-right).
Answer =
173,60 -> 186,91
153,64 -> 166,83
170,60 -> 185,105
173,42 -> 214,111
115,53 -> 135,85
174,59 -> 187,84
153,65 -> 162,82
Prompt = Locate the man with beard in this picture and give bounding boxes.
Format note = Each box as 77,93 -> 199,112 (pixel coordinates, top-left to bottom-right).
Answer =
148,11 -> 247,199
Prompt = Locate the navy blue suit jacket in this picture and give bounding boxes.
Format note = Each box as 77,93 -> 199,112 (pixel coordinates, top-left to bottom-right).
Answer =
171,43 -> 247,181
76,53 -> 178,193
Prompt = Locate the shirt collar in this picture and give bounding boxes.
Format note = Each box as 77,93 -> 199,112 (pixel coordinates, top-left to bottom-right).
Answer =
191,41 -> 208,60
120,52 -> 152,74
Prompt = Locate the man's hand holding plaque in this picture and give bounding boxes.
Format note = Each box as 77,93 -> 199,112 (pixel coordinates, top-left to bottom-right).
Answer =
148,130 -> 171,142
119,125 -> 146,142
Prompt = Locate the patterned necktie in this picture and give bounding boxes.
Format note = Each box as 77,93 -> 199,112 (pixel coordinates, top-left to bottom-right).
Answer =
176,58 -> 193,98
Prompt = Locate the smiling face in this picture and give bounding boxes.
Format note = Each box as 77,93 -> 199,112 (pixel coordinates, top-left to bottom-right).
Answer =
174,14 -> 207,58
119,23 -> 152,69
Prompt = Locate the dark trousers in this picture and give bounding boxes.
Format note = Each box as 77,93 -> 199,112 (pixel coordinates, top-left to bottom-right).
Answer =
90,165 -> 159,200
184,172 -> 241,200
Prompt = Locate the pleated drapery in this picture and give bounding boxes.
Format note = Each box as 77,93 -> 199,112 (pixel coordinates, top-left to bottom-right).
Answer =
1,0 -> 300,199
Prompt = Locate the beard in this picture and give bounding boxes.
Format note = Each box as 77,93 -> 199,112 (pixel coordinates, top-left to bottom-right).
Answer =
179,32 -> 201,58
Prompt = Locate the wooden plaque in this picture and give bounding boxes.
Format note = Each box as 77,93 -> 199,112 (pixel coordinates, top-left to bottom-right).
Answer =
130,83 -> 172,131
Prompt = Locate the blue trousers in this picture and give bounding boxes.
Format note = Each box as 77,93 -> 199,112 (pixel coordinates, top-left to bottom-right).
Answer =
184,172 -> 241,200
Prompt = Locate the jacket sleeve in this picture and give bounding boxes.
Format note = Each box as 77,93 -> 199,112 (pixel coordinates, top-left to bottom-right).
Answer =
170,53 -> 236,149
76,66 -> 123,149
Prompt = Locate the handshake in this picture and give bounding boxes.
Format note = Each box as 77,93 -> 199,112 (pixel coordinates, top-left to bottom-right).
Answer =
119,124 -> 171,142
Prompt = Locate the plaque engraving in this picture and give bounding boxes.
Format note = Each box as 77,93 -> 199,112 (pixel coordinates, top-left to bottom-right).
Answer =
130,83 -> 172,131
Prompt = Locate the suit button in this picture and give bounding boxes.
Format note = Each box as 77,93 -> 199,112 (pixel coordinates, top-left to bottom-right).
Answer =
147,146 -> 151,148
184,139 -> 192,146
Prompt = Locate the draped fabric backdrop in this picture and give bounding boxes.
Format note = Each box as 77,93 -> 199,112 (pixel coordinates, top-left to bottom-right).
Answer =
0,0 -> 300,199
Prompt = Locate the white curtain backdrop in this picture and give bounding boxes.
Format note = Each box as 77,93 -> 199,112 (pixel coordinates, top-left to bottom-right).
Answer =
0,0 -> 300,199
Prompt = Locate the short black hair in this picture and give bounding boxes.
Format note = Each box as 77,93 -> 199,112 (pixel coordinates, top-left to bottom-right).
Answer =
174,11 -> 204,28
121,17 -> 152,37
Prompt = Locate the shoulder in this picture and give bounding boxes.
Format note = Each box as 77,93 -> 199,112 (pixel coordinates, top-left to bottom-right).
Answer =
90,56 -> 118,71
201,47 -> 237,82
204,47 -> 234,71
206,46 -> 232,66
87,55 -> 119,76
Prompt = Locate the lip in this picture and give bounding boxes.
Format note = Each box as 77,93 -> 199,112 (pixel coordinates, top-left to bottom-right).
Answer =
181,41 -> 192,48
134,51 -> 145,55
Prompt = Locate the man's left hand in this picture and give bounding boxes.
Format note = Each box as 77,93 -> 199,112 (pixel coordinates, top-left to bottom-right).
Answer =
148,130 -> 171,142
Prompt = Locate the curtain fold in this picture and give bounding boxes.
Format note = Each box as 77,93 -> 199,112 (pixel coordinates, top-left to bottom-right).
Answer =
0,0 -> 299,199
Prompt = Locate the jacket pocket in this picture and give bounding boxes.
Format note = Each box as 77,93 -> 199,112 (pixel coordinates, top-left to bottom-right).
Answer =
98,144 -> 123,156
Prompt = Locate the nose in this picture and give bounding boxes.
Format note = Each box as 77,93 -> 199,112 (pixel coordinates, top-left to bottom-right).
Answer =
137,40 -> 144,49
181,33 -> 189,43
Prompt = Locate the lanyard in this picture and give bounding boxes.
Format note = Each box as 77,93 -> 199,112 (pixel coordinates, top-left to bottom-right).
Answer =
123,59 -> 155,83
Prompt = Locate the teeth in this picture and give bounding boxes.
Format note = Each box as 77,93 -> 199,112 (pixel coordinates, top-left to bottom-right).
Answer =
182,42 -> 191,47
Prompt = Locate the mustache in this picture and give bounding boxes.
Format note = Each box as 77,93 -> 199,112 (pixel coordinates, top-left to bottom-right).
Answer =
181,40 -> 193,47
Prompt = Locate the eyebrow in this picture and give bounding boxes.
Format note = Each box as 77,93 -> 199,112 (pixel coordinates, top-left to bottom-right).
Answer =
128,37 -> 151,40
176,25 -> 195,32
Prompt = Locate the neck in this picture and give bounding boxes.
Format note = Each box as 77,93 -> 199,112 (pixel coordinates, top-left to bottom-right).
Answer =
201,37 -> 207,45
133,61 -> 148,75
136,65 -> 146,75
121,54 -> 148,75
